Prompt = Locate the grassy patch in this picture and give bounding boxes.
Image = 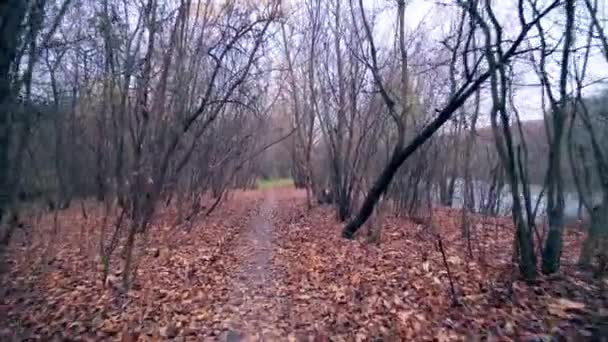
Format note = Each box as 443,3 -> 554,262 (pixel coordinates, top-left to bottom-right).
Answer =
257,178 -> 294,189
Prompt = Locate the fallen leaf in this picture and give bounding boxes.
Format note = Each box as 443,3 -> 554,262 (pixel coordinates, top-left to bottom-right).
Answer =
351,272 -> 361,285
548,298 -> 586,317
160,323 -> 178,339
398,310 -> 413,325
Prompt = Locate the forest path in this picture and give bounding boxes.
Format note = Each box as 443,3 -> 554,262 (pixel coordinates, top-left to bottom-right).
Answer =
222,189 -> 288,340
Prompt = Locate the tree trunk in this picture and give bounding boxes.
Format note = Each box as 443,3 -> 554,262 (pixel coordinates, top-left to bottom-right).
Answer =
578,199 -> 607,268
541,0 -> 574,274
0,0 -> 29,222
122,222 -> 138,288
343,71 -> 492,238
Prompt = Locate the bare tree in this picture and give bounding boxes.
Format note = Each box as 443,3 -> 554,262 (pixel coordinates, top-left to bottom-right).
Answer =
342,0 -> 562,242
568,0 -> 608,269
537,0 -> 575,275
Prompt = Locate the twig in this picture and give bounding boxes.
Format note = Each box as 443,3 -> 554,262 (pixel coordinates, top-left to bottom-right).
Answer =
435,229 -> 461,307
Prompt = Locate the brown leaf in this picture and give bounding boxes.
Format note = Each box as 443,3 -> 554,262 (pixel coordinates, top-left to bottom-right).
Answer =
397,310 -> 413,325
548,298 -> 586,317
160,323 -> 179,339
101,319 -> 120,335
120,328 -> 139,342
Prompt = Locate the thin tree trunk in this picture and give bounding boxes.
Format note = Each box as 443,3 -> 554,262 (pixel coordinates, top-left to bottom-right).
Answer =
541,0 -> 574,274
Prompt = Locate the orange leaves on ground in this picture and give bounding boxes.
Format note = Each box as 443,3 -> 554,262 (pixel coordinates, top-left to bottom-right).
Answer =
0,189 -> 606,340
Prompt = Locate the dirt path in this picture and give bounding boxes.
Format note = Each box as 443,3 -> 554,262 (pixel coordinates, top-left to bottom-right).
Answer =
222,189 -> 287,340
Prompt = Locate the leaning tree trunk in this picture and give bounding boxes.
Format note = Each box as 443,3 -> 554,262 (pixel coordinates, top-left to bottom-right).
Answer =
342,71 -> 492,238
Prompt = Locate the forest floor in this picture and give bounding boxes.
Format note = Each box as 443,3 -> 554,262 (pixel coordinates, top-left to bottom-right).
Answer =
1,188 -> 607,341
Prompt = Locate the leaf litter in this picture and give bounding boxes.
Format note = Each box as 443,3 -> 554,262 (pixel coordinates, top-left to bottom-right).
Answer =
1,188 -> 607,341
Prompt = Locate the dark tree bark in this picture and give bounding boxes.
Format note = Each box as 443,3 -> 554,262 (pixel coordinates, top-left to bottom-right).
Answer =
0,0 -> 29,223
541,0 -> 575,274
